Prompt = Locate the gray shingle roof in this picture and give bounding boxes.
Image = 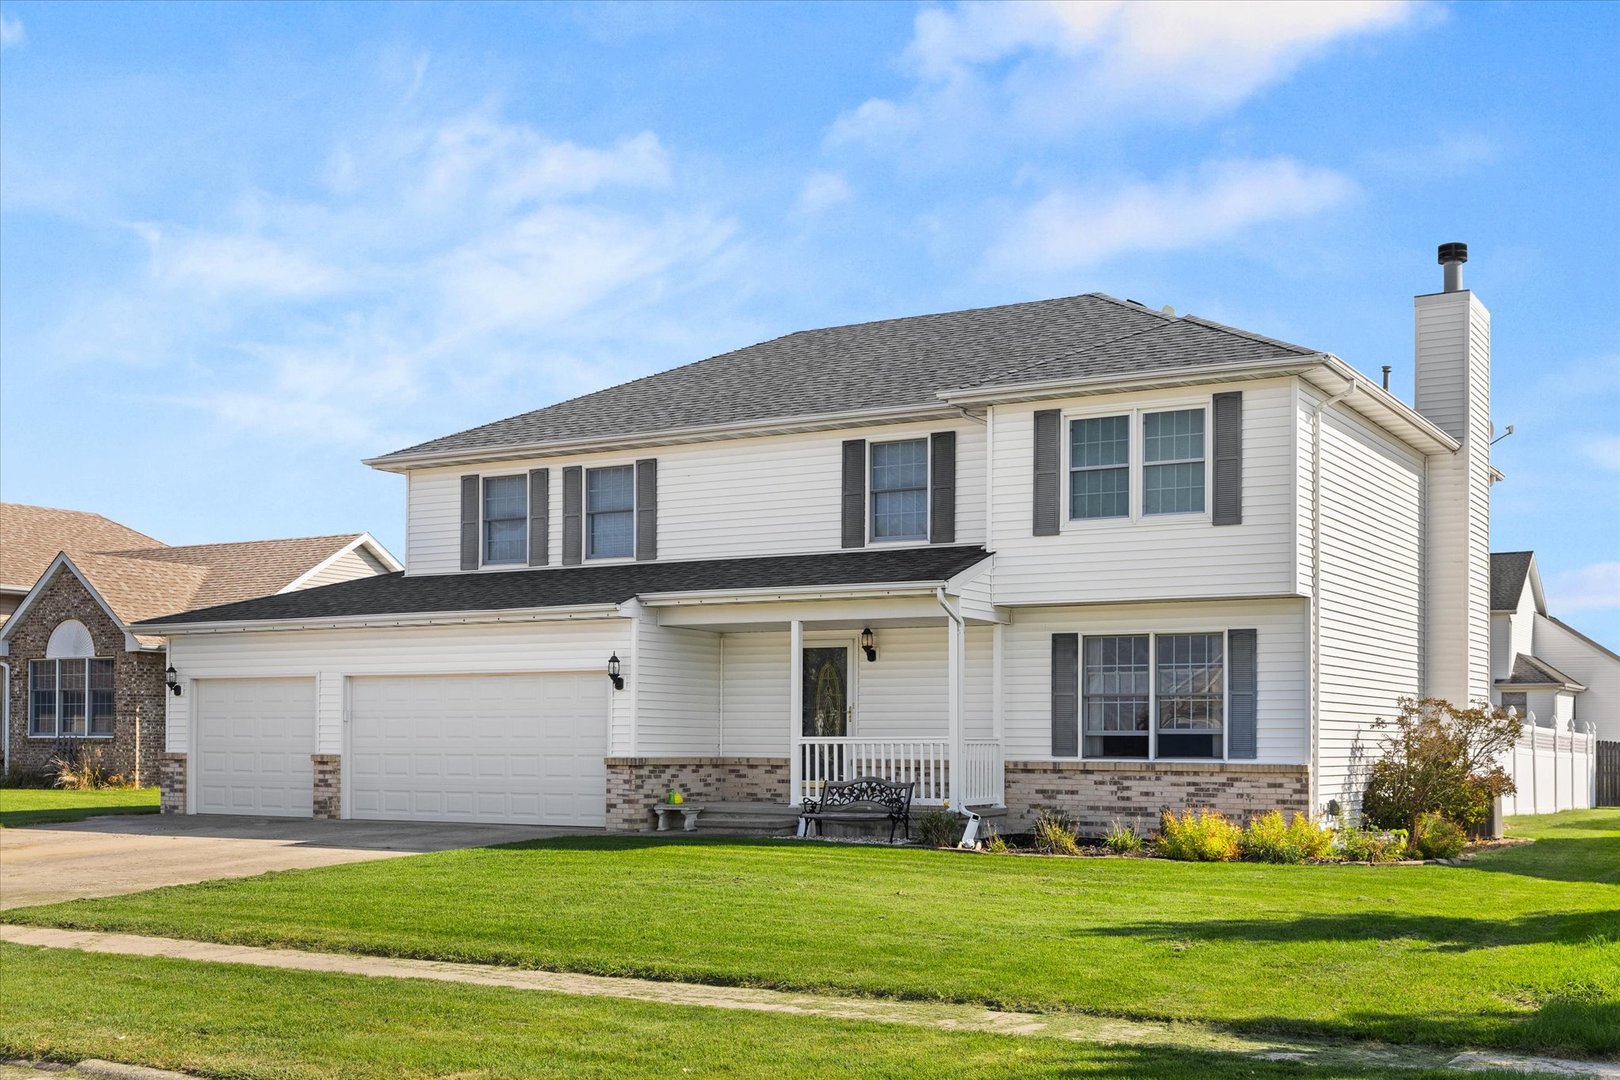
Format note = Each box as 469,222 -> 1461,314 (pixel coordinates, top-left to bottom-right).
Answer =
1498,653 -> 1585,689
373,293 -> 1319,463
1491,551 -> 1534,611
135,545 -> 991,627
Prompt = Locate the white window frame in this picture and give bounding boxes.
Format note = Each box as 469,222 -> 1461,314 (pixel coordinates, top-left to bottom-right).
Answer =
480,471 -> 529,568
585,462 -> 637,562
866,437 -> 931,545
1060,396 -> 1212,529
1074,629 -> 1230,762
28,657 -> 116,740
1066,412 -> 1132,522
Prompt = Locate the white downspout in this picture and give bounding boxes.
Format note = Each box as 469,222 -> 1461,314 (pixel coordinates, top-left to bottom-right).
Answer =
1,660 -> 11,780
1309,376 -> 1355,817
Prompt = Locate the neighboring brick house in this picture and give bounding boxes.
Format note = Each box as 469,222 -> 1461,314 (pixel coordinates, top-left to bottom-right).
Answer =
0,503 -> 398,785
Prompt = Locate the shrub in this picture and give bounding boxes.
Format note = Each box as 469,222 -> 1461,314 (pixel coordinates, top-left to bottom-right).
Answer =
1239,810 -> 1335,864
1411,812 -> 1468,860
49,744 -> 108,791
914,808 -> 962,848
1155,808 -> 1241,862
1362,697 -> 1520,838
1031,809 -> 1082,856
1333,824 -> 1409,864
982,827 -> 1010,854
1103,819 -> 1145,855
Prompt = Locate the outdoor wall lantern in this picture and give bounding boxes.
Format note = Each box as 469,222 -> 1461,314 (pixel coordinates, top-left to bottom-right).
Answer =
860,627 -> 877,663
607,653 -> 625,691
164,665 -> 183,697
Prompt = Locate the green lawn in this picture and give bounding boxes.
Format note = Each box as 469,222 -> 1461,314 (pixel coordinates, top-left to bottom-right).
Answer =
0,944 -> 1534,1080
6,809 -> 1617,1059
0,786 -> 159,827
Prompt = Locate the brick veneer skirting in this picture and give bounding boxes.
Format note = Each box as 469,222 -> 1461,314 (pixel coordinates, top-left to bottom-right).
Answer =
1004,760 -> 1310,835
312,755 -> 341,820
158,752 -> 187,814
604,756 -> 790,831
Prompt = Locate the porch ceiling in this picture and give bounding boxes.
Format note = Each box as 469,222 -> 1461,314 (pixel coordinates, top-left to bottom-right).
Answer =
652,595 -> 994,633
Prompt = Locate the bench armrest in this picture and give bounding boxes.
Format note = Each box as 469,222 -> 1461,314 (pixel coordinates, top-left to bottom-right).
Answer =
800,798 -> 822,814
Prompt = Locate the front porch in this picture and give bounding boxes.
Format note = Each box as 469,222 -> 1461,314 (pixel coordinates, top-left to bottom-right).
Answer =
611,576 -> 1006,830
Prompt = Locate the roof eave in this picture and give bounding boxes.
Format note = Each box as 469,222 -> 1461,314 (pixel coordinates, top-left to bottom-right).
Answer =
134,602 -> 625,636
936,355 -> 1325,407
363,402 -> 959,474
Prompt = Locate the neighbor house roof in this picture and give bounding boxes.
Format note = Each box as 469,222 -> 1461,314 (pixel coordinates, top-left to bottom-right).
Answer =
1498,653 -> 1586,691
0,503 -> 164,592
3,534 -> 388,643
1490,551 -> 1536,612
135,545 -> 993,629
367,293 -> 1321,467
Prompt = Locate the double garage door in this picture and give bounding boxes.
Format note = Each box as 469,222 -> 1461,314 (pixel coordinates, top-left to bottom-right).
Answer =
194,674 -> 607,826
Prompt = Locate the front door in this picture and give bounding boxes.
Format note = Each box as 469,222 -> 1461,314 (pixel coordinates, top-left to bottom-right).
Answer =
802,646 -> 850,737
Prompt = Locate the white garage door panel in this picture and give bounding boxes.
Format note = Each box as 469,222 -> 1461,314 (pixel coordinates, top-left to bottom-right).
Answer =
196,678 -> 316,817
349,674 -> 608,827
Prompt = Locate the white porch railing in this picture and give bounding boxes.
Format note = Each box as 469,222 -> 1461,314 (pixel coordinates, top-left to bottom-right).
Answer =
795,737 -> 1003,807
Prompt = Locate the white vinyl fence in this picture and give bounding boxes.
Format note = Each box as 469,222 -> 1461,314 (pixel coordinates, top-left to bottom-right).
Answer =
1500,724 -> 1597,815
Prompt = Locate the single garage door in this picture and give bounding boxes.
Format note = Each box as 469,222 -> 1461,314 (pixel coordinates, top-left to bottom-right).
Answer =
195,677 -> 317,816
349,673 -> 608,826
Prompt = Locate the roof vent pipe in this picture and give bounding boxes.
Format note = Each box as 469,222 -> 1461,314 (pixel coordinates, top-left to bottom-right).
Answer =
1439,242 -> 1468,292
1381,365 -> 1392,391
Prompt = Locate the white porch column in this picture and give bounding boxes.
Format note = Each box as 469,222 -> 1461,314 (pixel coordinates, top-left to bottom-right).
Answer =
946,608 -> 963,808
789,619 -> 803,804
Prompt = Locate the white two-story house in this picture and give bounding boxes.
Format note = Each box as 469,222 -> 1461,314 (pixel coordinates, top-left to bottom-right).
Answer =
139,244 -> 1503,833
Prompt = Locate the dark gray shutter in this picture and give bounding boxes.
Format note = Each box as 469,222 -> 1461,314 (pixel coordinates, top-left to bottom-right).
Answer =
929,431 -> 956,545
841,440 -> 866,548
1228,629 -> 1258,759
459,475 -> 480,571
1033,409 -> 1061,536
1051,633 -> 1079,757
527,469 -> 549,567
1212,391 -> 1243,526
635,458 -> 658,561
561,466 -> 583,566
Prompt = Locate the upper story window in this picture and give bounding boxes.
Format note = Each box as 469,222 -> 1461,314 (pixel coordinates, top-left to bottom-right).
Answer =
483,475 -> 527,565
1069,415 -> 1130,520
30,620 -> 114,738
587,465 -> 635,559
1143,408 -> 1206,515
870,439 -> 928,541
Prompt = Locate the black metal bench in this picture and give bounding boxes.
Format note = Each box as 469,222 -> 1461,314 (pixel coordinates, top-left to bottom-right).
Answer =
800,777 -> 915,842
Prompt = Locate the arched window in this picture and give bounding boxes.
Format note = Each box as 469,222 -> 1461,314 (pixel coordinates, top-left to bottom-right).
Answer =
29,619 -> 115,738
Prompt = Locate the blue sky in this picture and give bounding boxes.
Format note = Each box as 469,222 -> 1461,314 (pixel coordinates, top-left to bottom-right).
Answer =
1,1 -> 1616,643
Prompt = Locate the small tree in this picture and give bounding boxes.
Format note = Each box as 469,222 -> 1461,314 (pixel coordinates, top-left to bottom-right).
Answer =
1361,697 -> 1521,839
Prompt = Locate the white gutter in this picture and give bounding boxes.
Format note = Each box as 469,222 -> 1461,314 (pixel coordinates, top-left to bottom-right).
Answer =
1309,375 -> 1356,817
1,660 -> 10,778
937,356 -> 1325,406
363,402 -> 954,473
134,603 -> 622,637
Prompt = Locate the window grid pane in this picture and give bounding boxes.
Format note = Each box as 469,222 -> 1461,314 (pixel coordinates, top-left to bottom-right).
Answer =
1083,636 -> 1150,729
89,658 -> 116,736
1144,409 -> 1205,463
870,440 -> 928,540
59,659 -> 87,736
587,466 -> 635,558
29,660 -> 57,737
1143,408 -> 1205,516
1144,461 -> 1206,514
483,475 -> 528,564
1156,633 -> 1224,759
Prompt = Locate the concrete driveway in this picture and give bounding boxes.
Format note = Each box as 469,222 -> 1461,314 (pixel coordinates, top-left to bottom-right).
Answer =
0,814 -> 584,910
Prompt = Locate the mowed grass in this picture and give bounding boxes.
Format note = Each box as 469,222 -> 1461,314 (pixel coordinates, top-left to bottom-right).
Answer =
7,810 -> 1617,1057
0,944 -> 1532,1080
0,786 -> 159,827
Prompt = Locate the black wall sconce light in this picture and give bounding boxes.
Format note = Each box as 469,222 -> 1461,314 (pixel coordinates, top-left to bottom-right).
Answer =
607,653 -> 625,691
164,665 -> 183,697
859,627 -> 877,662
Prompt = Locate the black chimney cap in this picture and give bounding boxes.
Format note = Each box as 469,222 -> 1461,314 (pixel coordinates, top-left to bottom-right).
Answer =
1438,242 -> 1468,264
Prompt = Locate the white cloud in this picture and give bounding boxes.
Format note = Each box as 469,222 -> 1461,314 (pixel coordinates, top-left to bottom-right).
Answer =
1581,435 -> 1620,472
992,158 -> 1357,271
1546,562 -> 1620,613
133,225 -> 344,299
0,14 -> 24,48
797,171 -> 853,213
832,0 -> 1417,151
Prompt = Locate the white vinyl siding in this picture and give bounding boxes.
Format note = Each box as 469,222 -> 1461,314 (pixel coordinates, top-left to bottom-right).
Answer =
403,418 -> 985,574
635,622 -> 722,755
991,380 -> 1298,605
1532,614 -> 1620,741
1308,394 -> 1425,814
1003,599 -> 1308,764
296,546 -> 391,589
